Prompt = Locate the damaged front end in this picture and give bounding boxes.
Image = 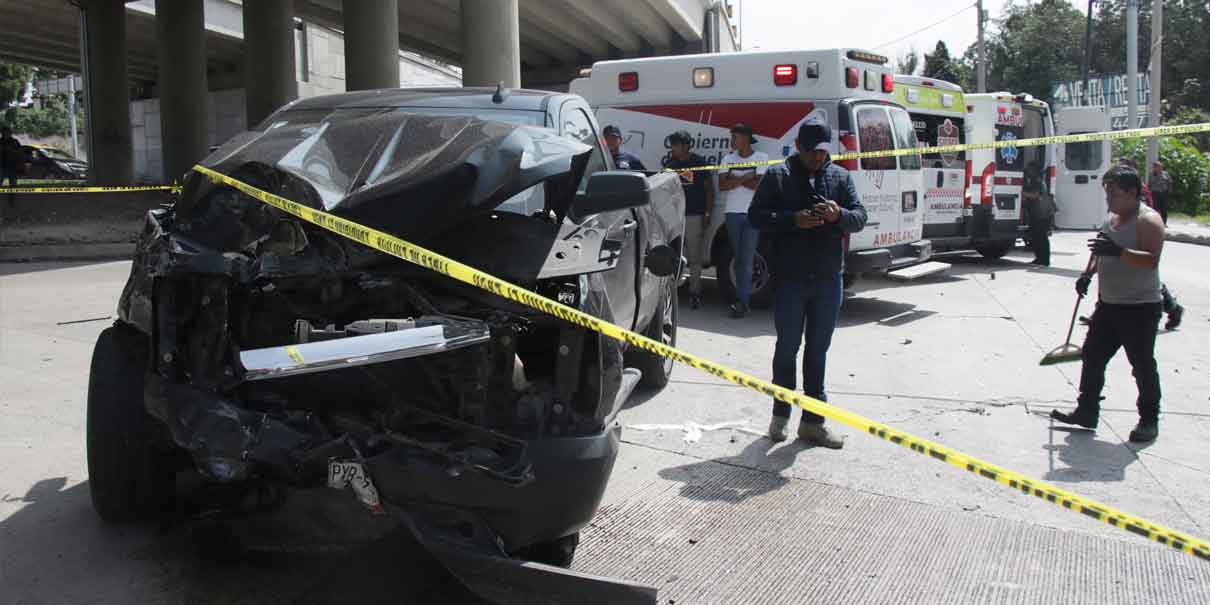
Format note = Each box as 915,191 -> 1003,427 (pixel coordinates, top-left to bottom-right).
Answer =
113,112 -> 641,572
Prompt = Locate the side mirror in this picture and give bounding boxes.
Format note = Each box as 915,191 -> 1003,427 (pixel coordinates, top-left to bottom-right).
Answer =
572,171 -> 651,219
645,244 -> 680,277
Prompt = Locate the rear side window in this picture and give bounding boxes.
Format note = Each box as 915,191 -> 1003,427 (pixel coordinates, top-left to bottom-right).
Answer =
856,107 -> 895,171
1065,137 -> 1103,171
562,107 -> 608,192
911,114 -> 965,169
889,108 -> 921,171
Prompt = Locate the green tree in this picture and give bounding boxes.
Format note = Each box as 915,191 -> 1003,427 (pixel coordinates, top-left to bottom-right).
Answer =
922,41 -> 961,84
896,47 -> 920,76
1114,135 -> 1210,215
980,0 -> 1087,99
0,62 -> 34,107
3,94 -> 77,138
1093,0 -> 1210,114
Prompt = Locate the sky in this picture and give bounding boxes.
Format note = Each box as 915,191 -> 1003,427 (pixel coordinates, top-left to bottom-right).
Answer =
735,0 -> 1088,71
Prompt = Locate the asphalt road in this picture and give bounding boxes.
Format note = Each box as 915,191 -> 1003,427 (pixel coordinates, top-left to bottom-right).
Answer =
3,231 -> 1209,603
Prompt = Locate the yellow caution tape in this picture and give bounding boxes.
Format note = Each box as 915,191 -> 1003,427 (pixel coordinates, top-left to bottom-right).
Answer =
0,184 -> 180,194
285,346 -> 305,365
668,121 -> 1210,173
192,163 -> 1210,563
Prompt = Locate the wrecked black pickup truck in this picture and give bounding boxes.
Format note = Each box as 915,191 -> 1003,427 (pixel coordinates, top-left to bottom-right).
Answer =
86,88 -> 683,600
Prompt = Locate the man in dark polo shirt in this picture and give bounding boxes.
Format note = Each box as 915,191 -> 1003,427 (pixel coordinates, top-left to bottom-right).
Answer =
665,130 -> 714,308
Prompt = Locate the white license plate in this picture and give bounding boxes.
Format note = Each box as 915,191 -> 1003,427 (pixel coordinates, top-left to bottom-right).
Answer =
328,460 -> 384,514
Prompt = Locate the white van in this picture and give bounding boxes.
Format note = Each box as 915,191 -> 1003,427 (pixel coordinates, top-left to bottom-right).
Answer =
964,92 -> 1058,258
571,49 -> 932,301
1053,106 -> 1112,230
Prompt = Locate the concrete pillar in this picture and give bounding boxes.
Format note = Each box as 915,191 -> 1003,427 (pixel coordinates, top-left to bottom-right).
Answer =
243,0 -> 297,126
343,0 -> 400,91
80,0 -> 132,186
156,0 -> 209,183
460,0 -> 521,88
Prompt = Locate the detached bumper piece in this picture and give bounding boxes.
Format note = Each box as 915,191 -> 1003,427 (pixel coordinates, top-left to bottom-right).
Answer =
239,318 -> 490,381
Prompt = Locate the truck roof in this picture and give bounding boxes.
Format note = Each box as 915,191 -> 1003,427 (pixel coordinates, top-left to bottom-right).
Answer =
966,92 -> 1051,112
281,87 -> 564,115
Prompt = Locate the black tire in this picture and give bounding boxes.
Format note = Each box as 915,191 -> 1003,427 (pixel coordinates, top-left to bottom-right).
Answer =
716,241 -> 774,308
975,241 -> 1014,260
633,279 -> 678,389
87,325 -> 176,523
513,532 -> 579,568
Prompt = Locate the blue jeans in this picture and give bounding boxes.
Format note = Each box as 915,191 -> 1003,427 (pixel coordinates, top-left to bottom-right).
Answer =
772,275 -> 844,423
725,212 -> 760,306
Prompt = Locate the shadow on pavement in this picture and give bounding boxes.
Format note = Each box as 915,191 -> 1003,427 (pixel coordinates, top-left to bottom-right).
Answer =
1043,426 -> 1151,483
0,477 -> 485,604
657,437 -> 810,504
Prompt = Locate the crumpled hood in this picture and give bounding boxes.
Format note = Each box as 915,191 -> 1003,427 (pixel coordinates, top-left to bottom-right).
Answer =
182,110 -> 592,242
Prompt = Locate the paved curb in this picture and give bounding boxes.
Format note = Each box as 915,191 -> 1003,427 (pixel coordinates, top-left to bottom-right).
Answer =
1167,230 -> 1210,247
0,243 -> 135,262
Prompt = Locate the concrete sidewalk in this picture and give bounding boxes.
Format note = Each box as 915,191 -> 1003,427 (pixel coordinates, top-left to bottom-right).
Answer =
1166,218 -> 1210,246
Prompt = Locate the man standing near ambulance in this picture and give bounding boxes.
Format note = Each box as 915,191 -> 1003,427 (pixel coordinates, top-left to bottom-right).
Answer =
1051,165 -> 1165,442
749,116 -> 867,447
718,123 -> 768,318
666,130 -> 714,309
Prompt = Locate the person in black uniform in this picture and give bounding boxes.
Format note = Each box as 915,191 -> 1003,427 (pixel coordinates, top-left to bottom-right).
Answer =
602,125 -> 646,171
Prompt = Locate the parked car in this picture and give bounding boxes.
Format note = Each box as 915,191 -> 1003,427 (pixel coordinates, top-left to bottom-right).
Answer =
87,87 -> 684,599
19,144 -> 87,179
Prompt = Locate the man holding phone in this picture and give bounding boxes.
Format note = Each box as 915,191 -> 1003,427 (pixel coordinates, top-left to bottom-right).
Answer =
749,116 -> 867,447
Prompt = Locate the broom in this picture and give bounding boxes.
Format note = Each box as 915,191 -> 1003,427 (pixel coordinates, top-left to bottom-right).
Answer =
1040,255 -> 1096,366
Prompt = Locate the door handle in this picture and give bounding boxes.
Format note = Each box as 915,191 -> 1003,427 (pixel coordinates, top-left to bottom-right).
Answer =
622,219 -> 638,232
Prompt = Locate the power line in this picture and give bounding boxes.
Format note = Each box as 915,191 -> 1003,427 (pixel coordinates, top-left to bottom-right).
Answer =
873,3 -> 978,51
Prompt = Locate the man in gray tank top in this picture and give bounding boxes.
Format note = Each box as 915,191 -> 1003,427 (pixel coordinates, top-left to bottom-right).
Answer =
1051,166 -> 1165,442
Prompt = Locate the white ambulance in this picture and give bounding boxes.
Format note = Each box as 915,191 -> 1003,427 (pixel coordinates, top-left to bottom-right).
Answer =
894,76 -> 970,250
964,92 -> 1059,257
570,49 -> 933,302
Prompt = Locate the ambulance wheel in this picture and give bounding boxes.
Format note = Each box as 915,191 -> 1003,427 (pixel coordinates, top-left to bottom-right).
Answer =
975,241 -> 1014,260
87,325 -> 176,523
718,244 -> 774,308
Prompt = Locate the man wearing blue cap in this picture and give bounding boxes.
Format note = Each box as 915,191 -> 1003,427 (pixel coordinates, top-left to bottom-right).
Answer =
749,116 -> 867,447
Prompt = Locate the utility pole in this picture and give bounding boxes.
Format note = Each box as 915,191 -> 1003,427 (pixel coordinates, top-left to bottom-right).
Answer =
1126,0 -> 1139,131
1081,0 -> 1095,106
976,0 -> 986,92
1146,0 -> 1163,168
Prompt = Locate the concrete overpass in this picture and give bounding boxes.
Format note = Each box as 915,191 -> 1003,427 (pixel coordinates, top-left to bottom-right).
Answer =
0,0 -> 737,186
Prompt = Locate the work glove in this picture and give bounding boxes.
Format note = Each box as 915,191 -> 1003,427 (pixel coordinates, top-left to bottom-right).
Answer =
1088,234 -> 1123,258
1075,273 -> 1091,297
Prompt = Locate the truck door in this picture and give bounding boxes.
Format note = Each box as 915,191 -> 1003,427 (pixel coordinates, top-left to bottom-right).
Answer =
560,102 -> 642,331
1054,106 -> 1111,230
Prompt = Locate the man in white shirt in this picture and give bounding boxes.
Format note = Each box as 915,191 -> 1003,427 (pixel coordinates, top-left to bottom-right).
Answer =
718,123 -> 769,318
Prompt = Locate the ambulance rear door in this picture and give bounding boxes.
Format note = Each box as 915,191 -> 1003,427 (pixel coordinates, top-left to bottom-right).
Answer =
1054,106 -> 1111,230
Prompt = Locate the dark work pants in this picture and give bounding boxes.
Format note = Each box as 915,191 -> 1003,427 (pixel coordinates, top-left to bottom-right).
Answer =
1029,215 -> 1051,264
1078,301 -> 1163,422
1153,192 -> 1169,224
772,275 -> 844,424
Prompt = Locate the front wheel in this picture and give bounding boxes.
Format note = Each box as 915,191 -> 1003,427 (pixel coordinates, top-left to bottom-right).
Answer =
87,325 -> 176,523
633,279 -> 678,388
